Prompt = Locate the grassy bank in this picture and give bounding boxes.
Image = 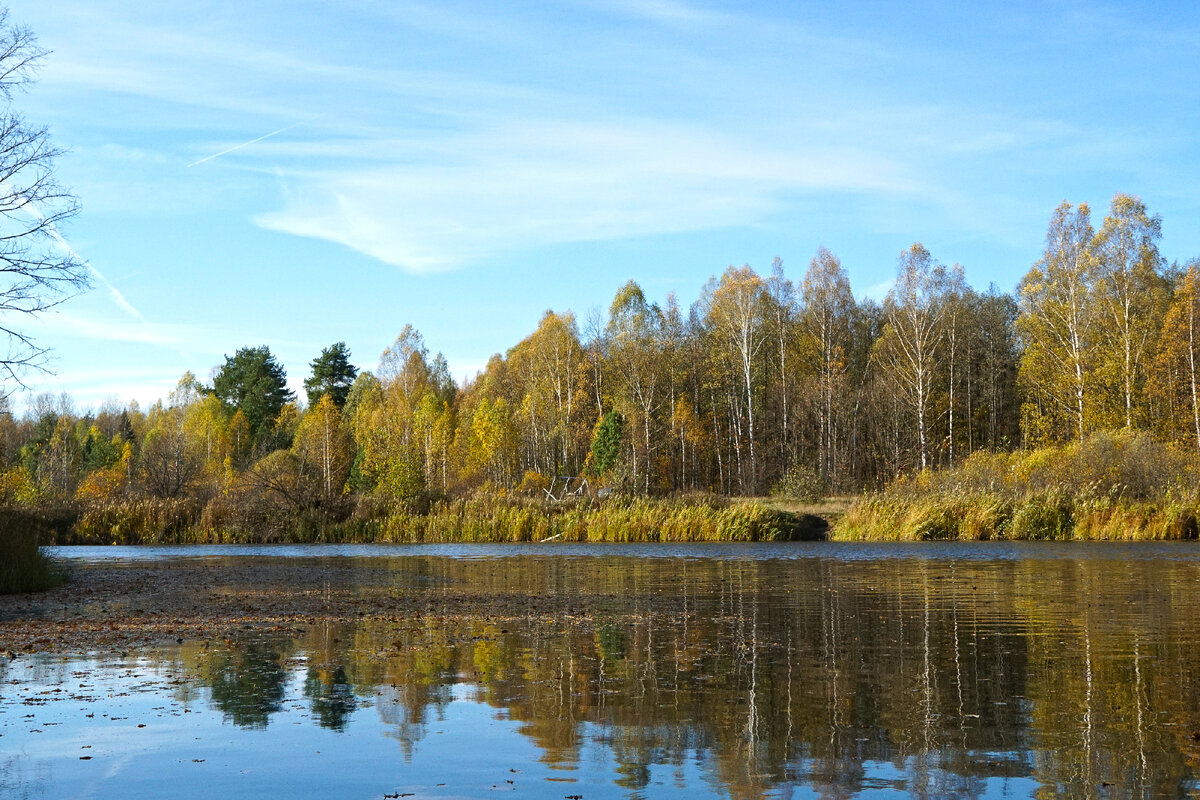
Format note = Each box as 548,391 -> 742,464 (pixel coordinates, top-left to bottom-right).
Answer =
835,430 -> 1200,541
31,430 -> 1192,547
36,495 -> 825,545
0,511 -> 66,593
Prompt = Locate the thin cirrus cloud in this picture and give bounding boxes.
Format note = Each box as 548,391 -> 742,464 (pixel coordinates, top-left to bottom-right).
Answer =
254,119 -> 918,273
28,366 -> 190,412
23,1 -> 935,273
28,313 -> 179,346
597,0 -> 727,26
28,0 -> 1081,277
26,1 -> 1166,283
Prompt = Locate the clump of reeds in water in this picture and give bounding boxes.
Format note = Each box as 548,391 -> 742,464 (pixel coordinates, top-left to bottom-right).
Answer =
0,512 -> 65,593
367,495 -> 824,544
45,492 -> 823,545
836,430 -> 1200,541
71,496 -> 204,545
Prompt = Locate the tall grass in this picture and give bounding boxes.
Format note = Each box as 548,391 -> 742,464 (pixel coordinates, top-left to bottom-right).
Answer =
365,496 -> 824,543
836,430 -> 1200,541
72,497 -> 205,544
0,511 -> 65,593
39,494 -> 824,545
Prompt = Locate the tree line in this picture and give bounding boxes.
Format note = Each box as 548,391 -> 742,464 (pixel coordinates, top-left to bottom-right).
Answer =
1,192 -> 1196,524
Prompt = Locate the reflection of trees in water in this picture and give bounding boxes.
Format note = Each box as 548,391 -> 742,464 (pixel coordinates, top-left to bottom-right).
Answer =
200,635 -> 293,729
303,665 -> 355,732
168,554 -> 1200,798
371,684 -> 429,760
300,621 -> 360,732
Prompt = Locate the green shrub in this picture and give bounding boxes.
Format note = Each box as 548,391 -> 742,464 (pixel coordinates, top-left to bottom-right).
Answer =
771,464 -> 827,503
1009,494 -> 1073,540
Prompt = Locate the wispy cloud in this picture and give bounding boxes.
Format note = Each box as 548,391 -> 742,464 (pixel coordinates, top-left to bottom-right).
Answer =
595,0 -> 726,27
30,313 -> 176,345
860,277 -> 894,302
255,118 -> 917,272
23,199 -> 147,321
22,366 -> 187,411
21,0 -> 1186,293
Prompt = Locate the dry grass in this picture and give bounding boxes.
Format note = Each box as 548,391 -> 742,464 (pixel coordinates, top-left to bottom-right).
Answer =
0,511 -> 66,594
834,431 -> 1200,542
33,494 -> 823,545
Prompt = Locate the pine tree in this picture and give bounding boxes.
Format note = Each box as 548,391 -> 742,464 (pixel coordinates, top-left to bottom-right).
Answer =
212,346 -> 295,442
304,342 -> 359,408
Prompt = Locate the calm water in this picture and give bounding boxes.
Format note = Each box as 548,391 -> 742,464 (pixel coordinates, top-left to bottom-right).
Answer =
4,543 -> 1200,799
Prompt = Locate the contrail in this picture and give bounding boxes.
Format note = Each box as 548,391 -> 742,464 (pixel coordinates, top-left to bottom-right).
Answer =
22,197 -> 146,322
187,117 -> 316,167
47,226 -> 146,322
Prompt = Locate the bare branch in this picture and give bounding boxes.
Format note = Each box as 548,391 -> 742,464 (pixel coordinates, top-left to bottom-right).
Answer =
0,12 -> 89,388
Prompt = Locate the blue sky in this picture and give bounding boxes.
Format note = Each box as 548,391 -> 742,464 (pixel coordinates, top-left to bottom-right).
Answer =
7,0 -> 1200,411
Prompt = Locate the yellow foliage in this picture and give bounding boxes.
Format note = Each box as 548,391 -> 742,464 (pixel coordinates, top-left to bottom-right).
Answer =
0,467 -> 37,505
75,443 -> 131,503
517,470 -> 550,496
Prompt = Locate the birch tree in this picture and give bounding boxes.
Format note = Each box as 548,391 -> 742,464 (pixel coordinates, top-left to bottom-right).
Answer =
1016,201 -> 1096,443
1152,263 -> 1200,450
606,281 -> 664,492
1091,193 -> 1167,429
509,311 -> 585,476
702,266 -> 768,492
799,248 -> 854,483
765,258 -> 795,475
940,265 -> 968,466
0,11 -> 89,386
876,244 -> 946,471
293,394 -> 354,505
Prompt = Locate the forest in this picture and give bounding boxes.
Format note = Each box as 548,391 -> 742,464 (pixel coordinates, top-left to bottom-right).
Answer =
3,191 -> 1199,543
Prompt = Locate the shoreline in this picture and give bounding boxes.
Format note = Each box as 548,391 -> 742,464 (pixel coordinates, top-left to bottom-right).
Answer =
24,496 -> 833,546
7,536 -> 1200,659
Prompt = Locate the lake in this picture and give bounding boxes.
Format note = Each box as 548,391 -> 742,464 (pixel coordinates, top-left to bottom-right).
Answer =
3,542 -> 1200,798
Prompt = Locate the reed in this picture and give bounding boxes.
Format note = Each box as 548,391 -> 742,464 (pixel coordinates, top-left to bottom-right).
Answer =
367,496 -> 823,543
40,494 -> 822,545
835,430 -> 1200,541
71,497 -> 206,544
0,511 -> 65,594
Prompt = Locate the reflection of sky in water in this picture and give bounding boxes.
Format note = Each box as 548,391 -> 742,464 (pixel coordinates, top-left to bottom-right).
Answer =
2,655 -> 730,799
6,546 -> 1200,798
46,541 -> 1200,563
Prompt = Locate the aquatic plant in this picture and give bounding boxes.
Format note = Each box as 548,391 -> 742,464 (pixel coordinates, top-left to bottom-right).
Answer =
72,497 -> 204,544
0,511 -> 65,593
51,494 -> 821,545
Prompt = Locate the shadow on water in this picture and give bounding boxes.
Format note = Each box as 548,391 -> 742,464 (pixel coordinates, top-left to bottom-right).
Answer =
6,548 -> 1200,798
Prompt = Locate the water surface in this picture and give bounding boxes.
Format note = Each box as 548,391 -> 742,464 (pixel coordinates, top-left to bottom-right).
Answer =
4,543 -> 1200,799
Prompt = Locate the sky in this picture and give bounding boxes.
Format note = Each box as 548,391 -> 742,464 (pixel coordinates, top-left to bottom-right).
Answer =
4,0 -> 1199,413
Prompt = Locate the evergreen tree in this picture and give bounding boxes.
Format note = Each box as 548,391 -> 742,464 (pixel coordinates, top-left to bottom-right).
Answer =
304,342 -> 359,408
590,410 -> 625,476
212,346 -> 294,441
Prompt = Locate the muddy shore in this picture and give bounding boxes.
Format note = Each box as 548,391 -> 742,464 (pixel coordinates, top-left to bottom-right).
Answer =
0,557 -> 647,657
